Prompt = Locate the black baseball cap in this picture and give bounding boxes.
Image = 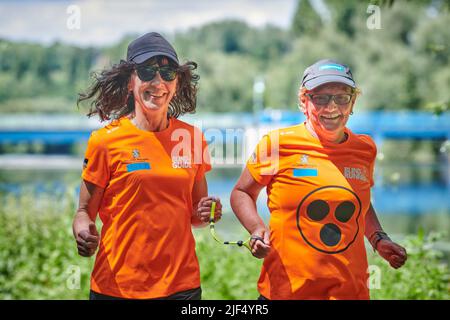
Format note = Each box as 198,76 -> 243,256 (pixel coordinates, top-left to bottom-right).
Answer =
301,59 -> 355,90
126,32 -> 179,65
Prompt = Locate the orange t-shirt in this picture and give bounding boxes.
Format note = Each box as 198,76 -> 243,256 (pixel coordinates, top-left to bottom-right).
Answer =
82,116 -> 211,299
247,122 -> 376,300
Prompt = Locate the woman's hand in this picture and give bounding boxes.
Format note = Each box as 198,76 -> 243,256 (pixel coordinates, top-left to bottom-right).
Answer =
249,228 -> 271,259
76,222 -> 99,257
74,180 -> 103,257
376,239 -> 407,269
196,196 -> 222,224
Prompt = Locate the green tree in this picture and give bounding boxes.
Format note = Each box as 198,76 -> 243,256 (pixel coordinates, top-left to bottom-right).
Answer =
291,0 -> 323,37
325,0 -> 366,37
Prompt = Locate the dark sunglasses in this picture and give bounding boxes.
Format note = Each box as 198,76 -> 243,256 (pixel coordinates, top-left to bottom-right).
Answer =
135,64 -> 178,82
306,93 -> 353,106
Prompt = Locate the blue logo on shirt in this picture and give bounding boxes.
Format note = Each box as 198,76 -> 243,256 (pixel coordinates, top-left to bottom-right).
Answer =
127,162 -> 151,172
293,168 -> 318,177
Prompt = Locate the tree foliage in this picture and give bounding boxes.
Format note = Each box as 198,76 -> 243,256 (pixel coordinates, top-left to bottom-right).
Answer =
0,0 -> 448,113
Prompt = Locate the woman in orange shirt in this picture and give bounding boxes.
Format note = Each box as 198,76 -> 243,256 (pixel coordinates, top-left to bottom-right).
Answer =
73,32 -> 221,300
230,59 -> 407,300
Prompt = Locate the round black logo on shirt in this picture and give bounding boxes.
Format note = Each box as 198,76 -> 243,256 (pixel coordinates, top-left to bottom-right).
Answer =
296,186 -> 362,254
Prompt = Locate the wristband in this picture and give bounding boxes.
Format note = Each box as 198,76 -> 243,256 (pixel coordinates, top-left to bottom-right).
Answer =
369,231 -> 391,252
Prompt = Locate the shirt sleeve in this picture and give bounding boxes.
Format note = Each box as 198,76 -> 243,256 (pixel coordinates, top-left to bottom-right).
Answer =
81,131 -> 110,188
194,130 -> 212,181
246,132 -> 278,186
363,135 -> 377,187
368,140 -> 377,187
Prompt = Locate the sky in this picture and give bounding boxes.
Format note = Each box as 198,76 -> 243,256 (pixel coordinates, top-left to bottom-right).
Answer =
0,0 -> 299,46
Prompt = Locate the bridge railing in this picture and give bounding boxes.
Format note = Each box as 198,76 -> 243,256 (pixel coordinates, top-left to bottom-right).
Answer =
0,111 -> 449,145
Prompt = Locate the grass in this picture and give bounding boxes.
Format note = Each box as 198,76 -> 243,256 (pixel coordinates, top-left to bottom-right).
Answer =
0,190 -> 93,299
0,190 -> 448,300
194,228 -> 262,299
368,230 -> 450,299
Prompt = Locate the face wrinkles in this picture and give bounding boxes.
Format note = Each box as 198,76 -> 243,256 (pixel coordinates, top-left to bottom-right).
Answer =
304,83 -> 354,143
131,57 -> 178,115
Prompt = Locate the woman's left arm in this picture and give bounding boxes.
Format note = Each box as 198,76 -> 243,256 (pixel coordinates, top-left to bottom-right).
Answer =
191,176 -> 222,228
365,202 -> 408,269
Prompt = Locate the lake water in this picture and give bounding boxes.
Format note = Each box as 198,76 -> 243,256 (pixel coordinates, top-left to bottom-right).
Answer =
0,162 -> 449,241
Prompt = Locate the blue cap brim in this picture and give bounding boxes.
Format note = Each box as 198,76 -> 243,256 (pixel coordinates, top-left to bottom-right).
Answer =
304,75 -> 355,90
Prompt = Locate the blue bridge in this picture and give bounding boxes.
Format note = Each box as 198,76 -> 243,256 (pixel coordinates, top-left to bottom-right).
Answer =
0,111 -> 449,146
0,111 -> 449,218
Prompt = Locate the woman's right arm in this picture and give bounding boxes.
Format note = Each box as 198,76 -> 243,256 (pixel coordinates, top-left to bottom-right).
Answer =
73,180 -> 104,257
230,167 -> 271,259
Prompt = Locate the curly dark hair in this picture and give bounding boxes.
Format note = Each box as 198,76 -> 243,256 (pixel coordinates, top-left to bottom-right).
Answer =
77,58 -> 199,121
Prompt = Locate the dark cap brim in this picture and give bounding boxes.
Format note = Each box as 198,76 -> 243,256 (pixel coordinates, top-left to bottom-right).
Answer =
304,75 -> 355,90
131,51 -> 179,65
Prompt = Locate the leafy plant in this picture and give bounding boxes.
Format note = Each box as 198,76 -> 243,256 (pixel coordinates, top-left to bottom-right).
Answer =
0,190 -> 93,299
0,191 -> 448,300
368,229 -> 450,299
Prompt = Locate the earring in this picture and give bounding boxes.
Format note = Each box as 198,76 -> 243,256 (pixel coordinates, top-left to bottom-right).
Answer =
350,111 -> 354,115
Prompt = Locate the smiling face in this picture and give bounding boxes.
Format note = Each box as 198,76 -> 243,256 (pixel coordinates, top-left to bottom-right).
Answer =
129,56 -> 178,117
300,82 -> 356,143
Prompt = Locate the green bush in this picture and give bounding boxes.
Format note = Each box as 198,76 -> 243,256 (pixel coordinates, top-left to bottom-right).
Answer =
0,190 -> 93,299
368,230 -> 450,300
194,228 -> 262,299
0,191 -> 448,300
